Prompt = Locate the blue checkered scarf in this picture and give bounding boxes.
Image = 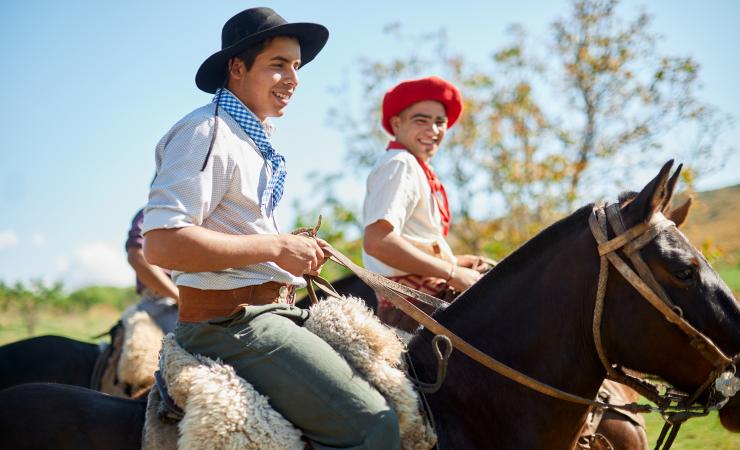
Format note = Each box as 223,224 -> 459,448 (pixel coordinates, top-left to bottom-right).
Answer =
212,88 -> 286,213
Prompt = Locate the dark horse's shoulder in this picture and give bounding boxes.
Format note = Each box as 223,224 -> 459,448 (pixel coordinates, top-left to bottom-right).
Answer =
0,383 -> 146,450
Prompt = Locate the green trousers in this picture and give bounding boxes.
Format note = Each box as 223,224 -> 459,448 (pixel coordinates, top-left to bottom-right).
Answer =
174,303 -> 401,450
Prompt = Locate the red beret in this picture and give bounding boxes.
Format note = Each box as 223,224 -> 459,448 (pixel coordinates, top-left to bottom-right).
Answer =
381,76 -> 463,136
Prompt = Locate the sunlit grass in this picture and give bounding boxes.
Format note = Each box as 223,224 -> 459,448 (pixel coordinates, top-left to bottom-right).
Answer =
0,304 -> 127,345
644,410 -> 739,449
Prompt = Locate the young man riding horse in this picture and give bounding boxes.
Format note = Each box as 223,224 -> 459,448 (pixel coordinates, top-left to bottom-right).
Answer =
363,76 -> 490,332
142,8 -> 400,449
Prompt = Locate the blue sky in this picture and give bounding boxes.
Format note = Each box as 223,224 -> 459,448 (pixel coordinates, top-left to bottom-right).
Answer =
1,0 -> 738,289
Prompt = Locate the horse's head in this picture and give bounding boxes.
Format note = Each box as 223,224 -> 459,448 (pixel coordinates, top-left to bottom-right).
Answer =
599,161 -> 740,419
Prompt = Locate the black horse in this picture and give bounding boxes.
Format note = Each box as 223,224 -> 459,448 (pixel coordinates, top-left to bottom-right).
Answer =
0,322 -> 121,393
1,162 -> 738,450
0,335 -> 102,389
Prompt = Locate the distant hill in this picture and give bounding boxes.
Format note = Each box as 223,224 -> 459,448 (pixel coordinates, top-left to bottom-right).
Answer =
680,184 -> 740,258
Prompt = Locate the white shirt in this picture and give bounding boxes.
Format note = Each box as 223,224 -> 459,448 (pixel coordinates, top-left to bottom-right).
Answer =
142,102 -> 305,289
362,149 -> 455,277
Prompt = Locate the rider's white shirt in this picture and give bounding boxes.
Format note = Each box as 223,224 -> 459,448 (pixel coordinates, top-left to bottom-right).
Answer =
142,103 -> 305,290
362,149 -> 455,277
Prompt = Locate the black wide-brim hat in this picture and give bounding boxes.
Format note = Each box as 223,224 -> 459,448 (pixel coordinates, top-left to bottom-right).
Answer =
196,7 -> 329,94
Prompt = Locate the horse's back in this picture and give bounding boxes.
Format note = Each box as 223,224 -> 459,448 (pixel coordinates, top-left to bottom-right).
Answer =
0,335 -> 100,389
0,383 -> 145,450
296,274 -> 378,310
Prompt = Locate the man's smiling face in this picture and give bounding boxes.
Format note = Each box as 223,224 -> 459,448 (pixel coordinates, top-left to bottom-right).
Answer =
390,100 -> 448,162
227,36 -> 301,121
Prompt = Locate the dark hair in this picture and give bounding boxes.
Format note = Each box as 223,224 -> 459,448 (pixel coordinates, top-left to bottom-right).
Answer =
221,37 -> 277,87
236,38 -> 273,70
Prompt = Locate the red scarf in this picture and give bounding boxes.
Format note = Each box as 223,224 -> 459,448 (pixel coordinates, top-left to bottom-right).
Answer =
387,141 -> 451,236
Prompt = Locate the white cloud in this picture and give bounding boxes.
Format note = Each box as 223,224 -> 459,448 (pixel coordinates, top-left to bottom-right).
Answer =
56,241 -> 134,290
30,233 -> 47,248
55,256 -> 70,273
0,230 -> 19,250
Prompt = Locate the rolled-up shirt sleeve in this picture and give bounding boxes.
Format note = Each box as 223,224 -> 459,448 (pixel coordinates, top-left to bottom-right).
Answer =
363,157 -> 420,232
142,115 -> 233,234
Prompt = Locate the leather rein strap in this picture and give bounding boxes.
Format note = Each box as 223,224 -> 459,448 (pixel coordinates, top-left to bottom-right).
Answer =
318,244 -> 650,413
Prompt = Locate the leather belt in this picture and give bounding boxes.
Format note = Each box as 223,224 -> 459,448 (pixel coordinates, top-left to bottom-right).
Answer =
178,282 -> 294,323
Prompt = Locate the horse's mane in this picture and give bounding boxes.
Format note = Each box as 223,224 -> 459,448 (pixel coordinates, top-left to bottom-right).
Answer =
483,203 -> 595,281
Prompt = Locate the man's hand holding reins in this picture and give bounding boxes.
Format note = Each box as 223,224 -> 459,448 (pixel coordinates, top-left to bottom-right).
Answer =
274,234 -> 326,276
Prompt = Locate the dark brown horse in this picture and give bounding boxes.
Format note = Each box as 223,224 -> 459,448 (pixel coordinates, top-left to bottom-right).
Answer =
0,162 -> 737,450
405,161 -> 740,449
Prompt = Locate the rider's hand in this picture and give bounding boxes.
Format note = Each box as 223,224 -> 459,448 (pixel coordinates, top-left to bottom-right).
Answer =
455,254 -> 494,273
455,254 -> 479,268
275,234 -> 325,276
447,265 -> 482,292
310,238 -> 332,276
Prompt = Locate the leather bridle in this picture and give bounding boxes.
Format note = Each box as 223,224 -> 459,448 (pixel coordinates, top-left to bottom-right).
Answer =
589,202 -> 739,448
306,202 -> 740,449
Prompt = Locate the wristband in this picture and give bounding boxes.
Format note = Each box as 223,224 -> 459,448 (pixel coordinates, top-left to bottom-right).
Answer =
445,263 -> 456,282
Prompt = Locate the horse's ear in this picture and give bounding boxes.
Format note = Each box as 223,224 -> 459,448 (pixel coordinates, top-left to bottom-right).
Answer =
661,163 -> 683,212
623,160 -> 675,223
666,197 -> 692,228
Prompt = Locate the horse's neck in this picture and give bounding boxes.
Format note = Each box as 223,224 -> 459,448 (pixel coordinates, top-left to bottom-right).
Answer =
411,223 -> 607,449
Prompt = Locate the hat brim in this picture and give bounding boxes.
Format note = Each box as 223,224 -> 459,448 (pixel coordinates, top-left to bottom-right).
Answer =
195,22 -> 329,94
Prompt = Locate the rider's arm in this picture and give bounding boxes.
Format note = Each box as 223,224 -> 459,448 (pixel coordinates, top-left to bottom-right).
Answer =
141,115 -> 323,277
126,246 -> 180,302
364,220 -> 480,291
364,220 -> 452,278
144,226 -> 322,276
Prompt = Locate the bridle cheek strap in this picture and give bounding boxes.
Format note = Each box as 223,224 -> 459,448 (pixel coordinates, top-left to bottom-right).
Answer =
589,203 -> 735,407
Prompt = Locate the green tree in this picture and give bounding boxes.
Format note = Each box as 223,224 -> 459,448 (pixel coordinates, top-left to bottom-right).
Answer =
1,279 -> 64,336
291,171 -> 364,282
552,0 -> 732,208
329,0 -> 733,256
66,285 -> 137,311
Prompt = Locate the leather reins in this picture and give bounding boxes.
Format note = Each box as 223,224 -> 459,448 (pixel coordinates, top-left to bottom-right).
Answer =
315,244 -> 654,413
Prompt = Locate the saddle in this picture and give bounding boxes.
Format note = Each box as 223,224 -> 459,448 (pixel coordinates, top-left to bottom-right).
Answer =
143,296 -> 437,450
93,305 -> 164,398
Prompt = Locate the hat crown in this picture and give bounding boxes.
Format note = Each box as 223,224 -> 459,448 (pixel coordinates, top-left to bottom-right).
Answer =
221,7 -> 288,49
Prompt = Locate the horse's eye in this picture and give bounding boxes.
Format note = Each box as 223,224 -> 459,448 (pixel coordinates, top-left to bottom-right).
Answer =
673,268 -> 694,281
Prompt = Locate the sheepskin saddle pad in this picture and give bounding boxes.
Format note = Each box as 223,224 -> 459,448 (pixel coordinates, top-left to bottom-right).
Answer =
142,296 -> 437,450
99,305 -> 164,398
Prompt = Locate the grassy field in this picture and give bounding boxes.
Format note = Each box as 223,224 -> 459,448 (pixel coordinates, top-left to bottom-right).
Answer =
643,410 -> 738,449
0,303 -> 128,346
